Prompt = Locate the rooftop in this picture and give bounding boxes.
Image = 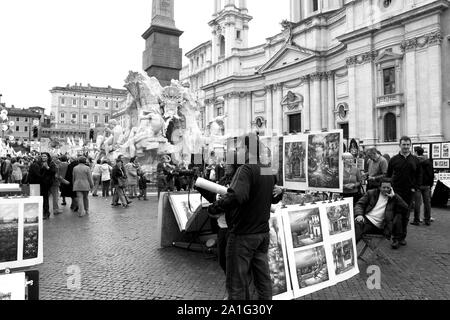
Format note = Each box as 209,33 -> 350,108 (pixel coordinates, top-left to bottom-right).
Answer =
50,83 -> 128,96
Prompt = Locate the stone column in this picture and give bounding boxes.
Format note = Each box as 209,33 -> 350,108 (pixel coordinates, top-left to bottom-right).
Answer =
427,35 -> 444,140
346,59 -> 357,139
272,84 -> 284,136
403,48 -> 418,141
290,0 -> 301,23
246,92 -> 252,132
302,75 -> 311,132
265,85 -> 273,136
321,73 -> 328,130
310,73 -> 322,131
327,71 -> 335,131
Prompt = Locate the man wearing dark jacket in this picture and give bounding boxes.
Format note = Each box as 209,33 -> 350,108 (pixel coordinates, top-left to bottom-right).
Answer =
208,133 -> 283,300
412,146 -> 434,226
386,136 -> 421,246
355,178 -> 409,248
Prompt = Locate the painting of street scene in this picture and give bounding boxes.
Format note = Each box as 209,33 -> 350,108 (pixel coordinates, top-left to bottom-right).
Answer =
294,246 -> 329,289
332,239 -> 355,275
0,203 -> 19,263
327,203 -> 351,236
308,132 -> 341,191
23,203 -> 39,260
284,141 -> 306,183
268,216 -> 289,297
288,208 -> 322,248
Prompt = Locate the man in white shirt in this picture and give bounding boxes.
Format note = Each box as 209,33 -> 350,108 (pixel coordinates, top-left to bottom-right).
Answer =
354,178 -> 409,249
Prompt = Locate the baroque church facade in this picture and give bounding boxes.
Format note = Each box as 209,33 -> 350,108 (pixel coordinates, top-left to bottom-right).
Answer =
180,0 -> 450,154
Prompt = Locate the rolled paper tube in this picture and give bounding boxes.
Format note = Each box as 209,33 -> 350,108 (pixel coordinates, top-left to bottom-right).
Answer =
195,177 -> 228,195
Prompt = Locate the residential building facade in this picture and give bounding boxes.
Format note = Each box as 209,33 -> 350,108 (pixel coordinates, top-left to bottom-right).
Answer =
49,83 -> 127,140
181,0 -> 450,154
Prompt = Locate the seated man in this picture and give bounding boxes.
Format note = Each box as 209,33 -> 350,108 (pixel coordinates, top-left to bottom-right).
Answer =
354,177 -> 409,249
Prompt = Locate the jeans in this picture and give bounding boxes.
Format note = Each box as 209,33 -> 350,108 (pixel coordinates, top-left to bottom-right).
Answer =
217,227 -> 229,274
226,232 -> 272,300
41,185 -> 50,216
113,186 -> 127,205
413,186 -> 431,223
354,218 -> 383,243
76,191 -> 89,214
49,183 -> 60,213
138,188 -> 147,200
92,174 -> 101,195
393,189 -> 413,241
102,180 -> 110,197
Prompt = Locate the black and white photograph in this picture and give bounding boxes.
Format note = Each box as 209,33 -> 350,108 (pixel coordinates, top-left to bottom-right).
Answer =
294,246 -> 329,289
268,215 -> 293,300
441,143 -> 450,158
288,208 -> 323,248
1,0 -> 450,302
23,203 -> 40,260
0,202 -> 19,263
432,143 -> 442,159
326,203 -> 352,236
433,159 -> 450,169
307,131 -> 342,192
332,239 -> 355,275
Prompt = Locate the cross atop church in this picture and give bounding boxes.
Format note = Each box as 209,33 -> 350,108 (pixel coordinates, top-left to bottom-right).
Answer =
151,0 -> 175,28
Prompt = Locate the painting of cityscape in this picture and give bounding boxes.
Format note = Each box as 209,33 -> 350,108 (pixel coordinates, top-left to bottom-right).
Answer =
326,203 -> 352,236
268,215 -> 292,300
288,208 -> 322,248
0,203 -> 19,263
23,203 -> 39,260
307,131 -> 342,192
294,246 -> 329,289
332,239 -> 355,275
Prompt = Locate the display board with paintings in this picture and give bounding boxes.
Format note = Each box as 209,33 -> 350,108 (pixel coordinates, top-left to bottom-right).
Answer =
413,141 -> 450,172
283,130 -> 343,192
168,193 -> 209,232
279,197 -> 359,298
0,197 -> 43,270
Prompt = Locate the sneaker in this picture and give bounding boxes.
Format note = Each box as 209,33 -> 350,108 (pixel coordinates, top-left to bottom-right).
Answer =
424,221 -> 431,226
410,221 -> 420,226
430,217 -> 435,222
391,240 -> 399,249
399,239 -> 407,246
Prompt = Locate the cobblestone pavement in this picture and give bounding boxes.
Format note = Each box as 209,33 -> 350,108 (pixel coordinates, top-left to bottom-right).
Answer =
23,195 -> 450,300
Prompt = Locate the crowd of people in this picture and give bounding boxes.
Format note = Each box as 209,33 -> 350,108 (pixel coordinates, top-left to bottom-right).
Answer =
0,153 -> 148,219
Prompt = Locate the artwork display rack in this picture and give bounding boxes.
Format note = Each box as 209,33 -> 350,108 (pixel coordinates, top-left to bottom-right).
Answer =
0,268 -> 39,300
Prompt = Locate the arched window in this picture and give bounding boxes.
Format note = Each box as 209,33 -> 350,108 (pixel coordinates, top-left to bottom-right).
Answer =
219,35 -> 225,57
384,112 -> 396,142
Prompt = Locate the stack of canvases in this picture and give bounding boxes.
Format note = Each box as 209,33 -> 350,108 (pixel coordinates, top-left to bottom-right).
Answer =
267,198 -> 359,300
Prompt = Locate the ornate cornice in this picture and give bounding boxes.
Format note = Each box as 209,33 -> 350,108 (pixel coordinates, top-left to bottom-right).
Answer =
401,30 -> 444,52
310,72 -> 327,82
346,51 -> 377,66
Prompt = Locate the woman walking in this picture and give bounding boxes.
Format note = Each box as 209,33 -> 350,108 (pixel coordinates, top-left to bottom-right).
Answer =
100,159 -> 112,197
72,156 -> 94,217
11,158 -> 23,184
91,159 -> 102,197
124,157 -> 139,198
40,152 -> 57,220
111,158 -> 129,208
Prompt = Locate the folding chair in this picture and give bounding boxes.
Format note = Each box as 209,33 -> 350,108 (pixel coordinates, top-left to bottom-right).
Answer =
357,234 -> 386,263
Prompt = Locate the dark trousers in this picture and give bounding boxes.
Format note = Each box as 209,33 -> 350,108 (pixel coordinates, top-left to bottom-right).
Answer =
217,227 -> 229,274
226,232 -> 272,300
138,188 -> 147,200
41,185 -> 50,216
102,180 -> 110,197
394,189 -> 414,241
413,186 -> 431,223
354,218 -> 383,243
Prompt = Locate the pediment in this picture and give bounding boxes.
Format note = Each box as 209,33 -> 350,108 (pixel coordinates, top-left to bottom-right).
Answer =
374,51 -> 403,64
258,44 -> 316,74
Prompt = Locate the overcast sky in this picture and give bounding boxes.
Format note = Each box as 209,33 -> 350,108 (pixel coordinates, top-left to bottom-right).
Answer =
0,0 -> 289,112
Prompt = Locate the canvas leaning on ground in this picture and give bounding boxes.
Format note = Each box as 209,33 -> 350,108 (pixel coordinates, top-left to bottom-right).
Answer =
0,197 -> 43,270
280,197 -> 359,298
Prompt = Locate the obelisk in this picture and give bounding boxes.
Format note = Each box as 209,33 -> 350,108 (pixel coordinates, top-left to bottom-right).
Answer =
142,0 -> 183,87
